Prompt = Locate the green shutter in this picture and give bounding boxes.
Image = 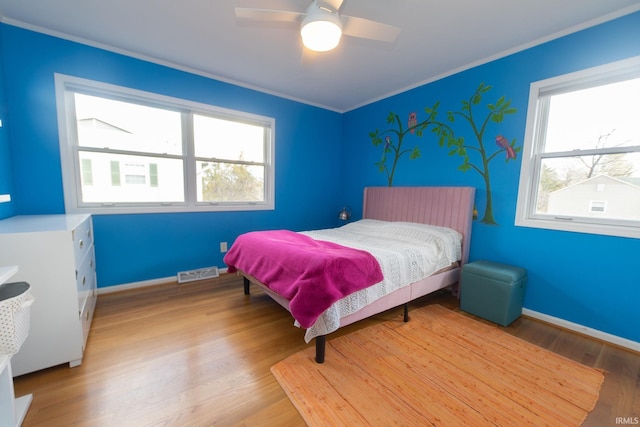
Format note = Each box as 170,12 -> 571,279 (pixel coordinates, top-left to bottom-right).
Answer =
149,163 -> 158,187
81,158 -> 93,185
110,161 -> 121,186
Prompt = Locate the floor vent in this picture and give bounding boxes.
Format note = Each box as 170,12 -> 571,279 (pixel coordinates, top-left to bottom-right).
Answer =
177,266 -> 219,284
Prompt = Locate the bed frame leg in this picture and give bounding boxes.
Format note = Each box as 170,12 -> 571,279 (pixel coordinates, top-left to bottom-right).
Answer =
243,277 -> 250,295
403,303 -> 409,322
315,335 -> 326,364
451,282 -> 460,298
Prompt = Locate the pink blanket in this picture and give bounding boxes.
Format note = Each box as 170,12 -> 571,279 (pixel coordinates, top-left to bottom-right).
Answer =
224,230 -> 383,328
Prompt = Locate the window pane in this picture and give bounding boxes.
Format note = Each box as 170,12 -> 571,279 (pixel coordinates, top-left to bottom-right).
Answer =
193,114 -> 265,162
74,93 -> 183,155
543,77 -> 640,153
589,201 -> 606,212
536,153 -> 640,221
79,151 -> 184,203
196,161 -> 264,202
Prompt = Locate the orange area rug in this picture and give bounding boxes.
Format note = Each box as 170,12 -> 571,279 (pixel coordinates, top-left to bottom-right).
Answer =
271,304 -> 604,426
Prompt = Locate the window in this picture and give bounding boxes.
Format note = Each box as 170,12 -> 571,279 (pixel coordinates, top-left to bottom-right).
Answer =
55,74 -> 275,214
516,56 -> 640,239
589,201 -> 606,213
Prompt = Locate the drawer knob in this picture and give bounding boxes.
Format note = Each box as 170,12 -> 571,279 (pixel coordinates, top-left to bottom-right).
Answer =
82,276 -> 86,286
79,239 -> 84,249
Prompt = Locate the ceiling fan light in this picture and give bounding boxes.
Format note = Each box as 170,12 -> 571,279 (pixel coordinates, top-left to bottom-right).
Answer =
300,8 -> 342,52
301,20 -> 342,52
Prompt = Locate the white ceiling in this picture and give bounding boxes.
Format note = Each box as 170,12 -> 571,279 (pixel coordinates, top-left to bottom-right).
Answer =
1,0 -> 639,112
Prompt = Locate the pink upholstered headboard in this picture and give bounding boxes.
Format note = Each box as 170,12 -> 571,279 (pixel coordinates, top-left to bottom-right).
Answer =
362,186 -> 476,265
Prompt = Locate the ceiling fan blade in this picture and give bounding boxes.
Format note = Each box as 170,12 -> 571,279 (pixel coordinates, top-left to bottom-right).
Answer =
235,7 -> 304,24
341,15 -> 401,43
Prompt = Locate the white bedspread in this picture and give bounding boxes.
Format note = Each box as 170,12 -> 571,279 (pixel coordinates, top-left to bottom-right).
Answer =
298,219 -> 462,342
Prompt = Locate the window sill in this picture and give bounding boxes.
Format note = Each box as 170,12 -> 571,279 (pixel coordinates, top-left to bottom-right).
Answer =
66,203 -> 275,215
515,216 -> 640,239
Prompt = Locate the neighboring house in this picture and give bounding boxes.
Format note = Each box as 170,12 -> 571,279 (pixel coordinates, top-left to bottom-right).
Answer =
547,174 -> 640,220
77,118 -> 181,203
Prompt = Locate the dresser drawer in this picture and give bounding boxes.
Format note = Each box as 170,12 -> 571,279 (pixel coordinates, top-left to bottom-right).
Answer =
79,288 -> 96,351
72,217 -> 93,268
76,246 -> 96,307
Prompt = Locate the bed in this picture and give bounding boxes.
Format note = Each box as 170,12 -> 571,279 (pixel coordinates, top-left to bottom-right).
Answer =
224,186 -> 475,363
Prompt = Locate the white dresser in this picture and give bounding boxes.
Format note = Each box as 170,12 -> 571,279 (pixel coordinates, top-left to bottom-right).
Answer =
0,215 -> 97,376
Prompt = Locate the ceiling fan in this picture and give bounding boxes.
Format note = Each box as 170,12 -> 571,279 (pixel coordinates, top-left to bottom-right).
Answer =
235,0 -> 401,52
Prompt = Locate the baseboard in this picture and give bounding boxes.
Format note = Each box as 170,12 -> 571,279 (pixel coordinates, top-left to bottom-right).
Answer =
522,308 -> 640,354
97,267 -> 230,295
96,276 -> 174,294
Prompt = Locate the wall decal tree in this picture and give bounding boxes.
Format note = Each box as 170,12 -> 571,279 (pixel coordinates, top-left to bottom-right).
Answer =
369,102 -> 455,187
444,82 -> 520,225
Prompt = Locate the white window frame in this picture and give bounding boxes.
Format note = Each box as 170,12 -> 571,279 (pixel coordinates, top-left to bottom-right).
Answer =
515,56 -> 640,239
55,74 -> 275,214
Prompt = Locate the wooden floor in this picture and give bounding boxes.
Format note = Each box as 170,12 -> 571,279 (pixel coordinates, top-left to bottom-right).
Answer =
13,274 -> 640,426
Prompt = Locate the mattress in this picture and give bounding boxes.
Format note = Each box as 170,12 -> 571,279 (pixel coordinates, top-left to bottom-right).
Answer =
299,219 -> 462,341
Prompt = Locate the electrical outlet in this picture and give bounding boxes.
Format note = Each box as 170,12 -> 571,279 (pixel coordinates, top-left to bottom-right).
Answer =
220,241 -> 228,253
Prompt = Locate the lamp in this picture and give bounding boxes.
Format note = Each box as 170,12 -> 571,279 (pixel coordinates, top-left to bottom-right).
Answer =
300,2 -> 342,52
338,206 -> 351,221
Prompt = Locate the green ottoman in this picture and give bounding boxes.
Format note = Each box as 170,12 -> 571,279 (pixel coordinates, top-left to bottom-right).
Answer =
460,260 -> 527,326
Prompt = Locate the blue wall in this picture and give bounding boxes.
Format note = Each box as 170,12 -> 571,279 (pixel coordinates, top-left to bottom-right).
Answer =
342,11 -> 640,344
1,11 -> 639,344
0,24 -> 343,286
0,33 -> 16,219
